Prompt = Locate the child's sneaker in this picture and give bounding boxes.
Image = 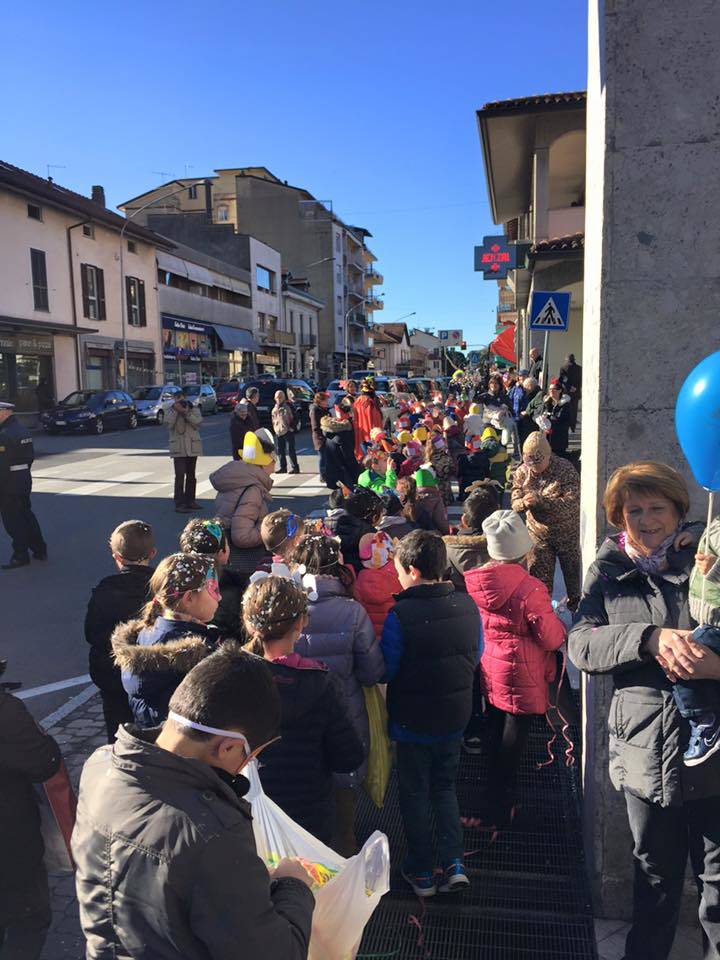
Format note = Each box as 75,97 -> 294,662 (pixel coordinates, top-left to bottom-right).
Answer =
437,859 -> 470,893
684,713 -> 720,767
401,868 -> 436,898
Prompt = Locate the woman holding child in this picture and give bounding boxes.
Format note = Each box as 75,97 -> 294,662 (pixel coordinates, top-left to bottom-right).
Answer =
569,461 -> 720,960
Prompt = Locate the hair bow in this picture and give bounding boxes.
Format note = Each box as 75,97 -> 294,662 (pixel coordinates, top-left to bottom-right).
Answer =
249,561 -> 318,602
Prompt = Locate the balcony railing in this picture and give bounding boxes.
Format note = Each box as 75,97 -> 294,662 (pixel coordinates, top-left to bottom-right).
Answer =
366,297 -> 384,312
349,312 -> 368,327
365,269 -> 384,286
300,333 -> 317,347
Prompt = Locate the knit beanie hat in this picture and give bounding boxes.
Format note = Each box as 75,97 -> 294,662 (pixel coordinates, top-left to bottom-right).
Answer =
404,439 -> 422,458
482,509 -> 534,562
241,428 -> 275,467
523,431 -> 551,459
414,466 -> 438,488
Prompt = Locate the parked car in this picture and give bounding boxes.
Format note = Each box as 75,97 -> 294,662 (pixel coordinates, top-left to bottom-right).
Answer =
239,378 -> 315,431
407,377 -> 439,400
41,390 -> 137,435
215,378 -> 243,411
132,384 -> 183,424
182,383 -> 217,415
325,379 -> 347,409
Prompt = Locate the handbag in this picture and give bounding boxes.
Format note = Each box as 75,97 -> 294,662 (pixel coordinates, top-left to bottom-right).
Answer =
35,760 -> 77,873
362,685 -> 392,809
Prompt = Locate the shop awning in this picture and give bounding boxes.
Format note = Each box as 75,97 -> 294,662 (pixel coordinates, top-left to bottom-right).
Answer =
489,324 -> 516,363
156,252 -> 190,278
212,324 -> 258,352
185,262 -> 215,286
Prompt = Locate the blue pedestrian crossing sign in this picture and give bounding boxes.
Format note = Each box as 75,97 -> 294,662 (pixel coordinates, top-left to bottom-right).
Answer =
529,291 -> 571,331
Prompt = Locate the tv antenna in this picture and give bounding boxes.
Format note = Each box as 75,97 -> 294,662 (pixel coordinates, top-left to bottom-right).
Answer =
46,163 -> 66,181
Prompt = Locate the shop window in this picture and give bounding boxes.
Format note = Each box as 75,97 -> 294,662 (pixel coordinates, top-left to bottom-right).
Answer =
81,263 -> 106,321
126,276 -> 147,327
82,223 -> 95,239
30,248 -> 49,311
27,203 -> 43,221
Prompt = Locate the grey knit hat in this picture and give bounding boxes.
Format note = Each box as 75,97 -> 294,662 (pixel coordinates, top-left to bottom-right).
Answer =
482,509 -> 534,562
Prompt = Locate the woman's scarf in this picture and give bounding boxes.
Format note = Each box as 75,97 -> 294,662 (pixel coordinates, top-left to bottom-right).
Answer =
619,529 -> 677,576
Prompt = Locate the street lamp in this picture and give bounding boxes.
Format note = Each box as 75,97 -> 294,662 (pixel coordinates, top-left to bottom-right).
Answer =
344,293 -> 384,380
394,311 -> 417,324
118,184 -> 189,390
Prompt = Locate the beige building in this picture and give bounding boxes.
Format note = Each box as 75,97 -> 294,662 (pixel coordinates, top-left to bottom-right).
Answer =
0,161 -> 169,409
370,322 -> 412,375
477,93 -> 586,376
409,329 -> 443,377
121,168 -> 383,380
282,280 -> 322,380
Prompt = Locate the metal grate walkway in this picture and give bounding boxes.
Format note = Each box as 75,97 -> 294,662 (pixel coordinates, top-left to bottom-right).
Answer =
355,712 -> 598,960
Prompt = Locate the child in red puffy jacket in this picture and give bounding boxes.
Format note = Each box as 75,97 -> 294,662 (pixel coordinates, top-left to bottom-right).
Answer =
353,531 -> 401,640
464,509 -> 566,822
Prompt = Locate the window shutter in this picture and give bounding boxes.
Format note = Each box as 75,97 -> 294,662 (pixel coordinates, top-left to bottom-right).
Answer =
125,276 -> 133,325
31,249 -> 49,310
96,268 -> 106,320
80,264 -> 90,318
138,279 -> 146,327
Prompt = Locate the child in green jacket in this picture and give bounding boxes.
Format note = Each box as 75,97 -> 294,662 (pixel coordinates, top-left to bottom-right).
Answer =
358,451 -> 397,496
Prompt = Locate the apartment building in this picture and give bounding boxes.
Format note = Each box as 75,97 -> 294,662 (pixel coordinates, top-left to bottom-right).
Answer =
409,329 -> 444,377
282,278 -> 321,380
121,168 -> 383,380
0,162 -> 169,410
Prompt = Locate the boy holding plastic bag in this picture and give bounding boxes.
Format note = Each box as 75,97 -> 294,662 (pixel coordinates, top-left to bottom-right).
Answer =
72,647 -> 316,960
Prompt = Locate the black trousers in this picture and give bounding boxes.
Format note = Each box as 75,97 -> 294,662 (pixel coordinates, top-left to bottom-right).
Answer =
0,492 -> 46,561
0,864 -> 51,960
624,790 -> 720,960
99,688 -> 134,742
485,704 -> 534,800
173,456 -> 197,506
277,432 -> 299,471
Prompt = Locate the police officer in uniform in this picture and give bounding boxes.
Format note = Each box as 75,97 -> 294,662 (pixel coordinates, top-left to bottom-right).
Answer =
0,402 -> 47,569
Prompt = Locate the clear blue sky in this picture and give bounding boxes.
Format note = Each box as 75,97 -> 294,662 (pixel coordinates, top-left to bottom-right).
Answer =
2,0 -> 586,349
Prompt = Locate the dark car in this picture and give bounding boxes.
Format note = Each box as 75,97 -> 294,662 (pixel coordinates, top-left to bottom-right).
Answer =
215,378 -> 243,412
41,390 -> 138,435
239,378 -> 314,431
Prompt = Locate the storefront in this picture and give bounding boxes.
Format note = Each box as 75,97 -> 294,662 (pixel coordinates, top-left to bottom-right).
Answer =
162,315 -> 257,384
256,350 -> 281,375
0,329 -> 54,413
81,335 -> 159,391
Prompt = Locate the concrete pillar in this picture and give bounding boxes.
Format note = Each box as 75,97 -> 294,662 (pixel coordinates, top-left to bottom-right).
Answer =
581,0 -> 720,918
532,148 -> 549,242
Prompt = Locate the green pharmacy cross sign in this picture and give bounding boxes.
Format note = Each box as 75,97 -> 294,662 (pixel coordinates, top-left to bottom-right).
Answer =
474,235 -> 516,280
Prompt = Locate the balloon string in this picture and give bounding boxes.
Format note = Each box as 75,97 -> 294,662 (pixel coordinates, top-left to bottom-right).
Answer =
702,491 -> 714,614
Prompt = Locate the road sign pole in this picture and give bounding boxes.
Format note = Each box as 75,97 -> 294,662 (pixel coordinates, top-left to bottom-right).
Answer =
542,330 -> 550,390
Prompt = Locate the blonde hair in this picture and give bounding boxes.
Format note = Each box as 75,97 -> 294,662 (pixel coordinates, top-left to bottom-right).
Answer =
242,576 -> 308,653
603,461 -> 690,529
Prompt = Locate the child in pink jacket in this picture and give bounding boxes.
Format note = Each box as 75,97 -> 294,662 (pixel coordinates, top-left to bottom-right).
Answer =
353,532 -> 401,640
464,509 -> 566,822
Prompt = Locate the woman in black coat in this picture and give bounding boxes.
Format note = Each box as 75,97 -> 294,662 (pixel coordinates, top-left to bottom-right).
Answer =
569,461 -> 719,960
544,382 -> 572,456
0,678 -> 61,959
321,406 -> 360,490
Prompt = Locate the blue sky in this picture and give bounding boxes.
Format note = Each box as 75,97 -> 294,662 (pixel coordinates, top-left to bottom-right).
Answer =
2,0 -> 587,349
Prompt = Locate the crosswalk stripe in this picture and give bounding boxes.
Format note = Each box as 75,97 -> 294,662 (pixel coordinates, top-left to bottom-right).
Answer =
33,453 -> 124,478
62,471 -> 152,496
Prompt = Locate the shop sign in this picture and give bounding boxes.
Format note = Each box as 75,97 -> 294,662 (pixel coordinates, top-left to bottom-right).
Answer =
162,316 -> 212,360
256,353 -> 281,365
0,331 -> 54,355
474,235 -> 516,279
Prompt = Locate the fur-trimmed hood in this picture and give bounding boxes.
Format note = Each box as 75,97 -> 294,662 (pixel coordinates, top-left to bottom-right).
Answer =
112,618 -> 213,674
321,415 -> 352,435
444,532 -> 487,549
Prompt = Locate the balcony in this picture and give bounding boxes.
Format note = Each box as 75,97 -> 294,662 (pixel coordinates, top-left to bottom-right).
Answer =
546,206 -> 585,240
366,296 -> 384,312
349,311 -> 368,327
364,269 -> 383,287
261,329 -> 296,347
344,251 -> 365,273
300,333 -> 317,348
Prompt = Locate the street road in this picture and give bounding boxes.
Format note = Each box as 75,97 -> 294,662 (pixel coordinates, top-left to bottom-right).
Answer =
2,413 -> 328,719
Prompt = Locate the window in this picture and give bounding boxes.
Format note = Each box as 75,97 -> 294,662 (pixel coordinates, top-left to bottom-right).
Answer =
335,234 -> 341,252
126,276 -> 147,327
336,295 -> 342,313
80,263 -> 106,321
188,185 -> 198,200
257,312 -> 266,331
27,203 -> 42,221
256,265 -> 276,293
82,223 -> 95,239
289,310 -> 294,332
127,240 -> 137,254
30,249 -> 49,311
217,204 -> 229,222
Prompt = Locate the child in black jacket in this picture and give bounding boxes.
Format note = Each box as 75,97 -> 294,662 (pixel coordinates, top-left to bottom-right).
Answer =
243,575 -> 364,844
84,520 -> 156,742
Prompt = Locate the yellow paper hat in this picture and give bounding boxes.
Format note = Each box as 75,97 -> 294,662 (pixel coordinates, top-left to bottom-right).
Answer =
241,429 -> 275,467
468,403 -> 482,415
413,425 -> 429,443
396,429 -> 412,445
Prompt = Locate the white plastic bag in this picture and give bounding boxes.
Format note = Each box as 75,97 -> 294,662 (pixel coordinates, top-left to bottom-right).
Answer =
245,761 -> 390,960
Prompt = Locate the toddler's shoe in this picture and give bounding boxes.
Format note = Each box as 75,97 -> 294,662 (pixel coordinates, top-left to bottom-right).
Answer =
401,868 -> 436,898
684,713 -> 720,767
437,859 -> 470,893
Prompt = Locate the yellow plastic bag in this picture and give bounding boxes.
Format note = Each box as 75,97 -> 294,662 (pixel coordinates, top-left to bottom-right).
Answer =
362,685 -> 392,809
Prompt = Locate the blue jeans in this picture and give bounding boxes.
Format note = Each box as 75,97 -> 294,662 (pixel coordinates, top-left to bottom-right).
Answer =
672,625 -> 720,719
396,739 -> 463,873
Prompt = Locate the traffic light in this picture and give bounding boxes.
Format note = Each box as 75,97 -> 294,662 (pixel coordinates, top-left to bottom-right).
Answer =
461,340 -> 467,350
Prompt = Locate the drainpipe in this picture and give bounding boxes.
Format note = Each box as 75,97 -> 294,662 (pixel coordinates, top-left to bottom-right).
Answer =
67,220 -> 90,389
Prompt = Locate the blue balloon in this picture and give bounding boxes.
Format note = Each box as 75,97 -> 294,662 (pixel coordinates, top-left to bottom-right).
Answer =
675,350 -> 720,490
